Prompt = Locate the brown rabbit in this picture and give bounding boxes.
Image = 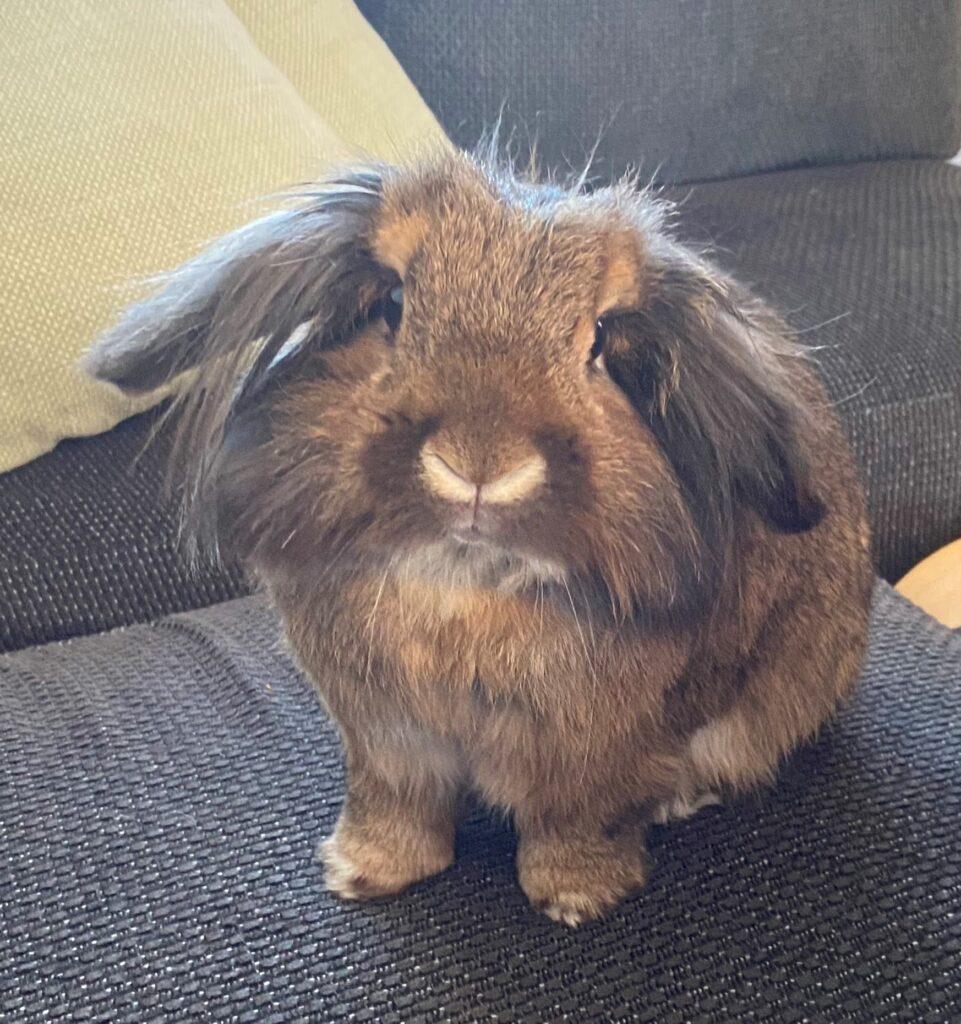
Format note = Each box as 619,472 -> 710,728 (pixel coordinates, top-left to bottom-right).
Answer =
84,150 -> 873,925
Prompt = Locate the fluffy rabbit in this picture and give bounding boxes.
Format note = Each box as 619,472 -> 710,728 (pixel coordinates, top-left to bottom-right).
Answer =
85,151 -> 873,925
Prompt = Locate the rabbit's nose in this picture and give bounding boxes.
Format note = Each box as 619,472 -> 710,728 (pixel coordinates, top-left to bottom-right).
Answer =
482,456 -> 547,504
420,443 -> 546,506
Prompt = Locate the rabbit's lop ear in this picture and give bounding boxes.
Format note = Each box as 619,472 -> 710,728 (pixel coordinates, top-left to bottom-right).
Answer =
82,168 -> 386,394
605,255 -> 825,543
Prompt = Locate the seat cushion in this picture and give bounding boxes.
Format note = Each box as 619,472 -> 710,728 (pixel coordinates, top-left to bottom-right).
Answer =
1,583 -> 959,1022
669,159 -> 961,581
0,405 -> 248,654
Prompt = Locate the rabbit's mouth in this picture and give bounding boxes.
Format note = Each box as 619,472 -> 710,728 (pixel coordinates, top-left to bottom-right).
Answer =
449,525 -> 494,548
392,537 -> 567,594
447,505 -> 504,548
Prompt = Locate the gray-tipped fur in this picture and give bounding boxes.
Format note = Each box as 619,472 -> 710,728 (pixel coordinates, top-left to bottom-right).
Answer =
83,170 -> 385,393
82,169 -> 387,549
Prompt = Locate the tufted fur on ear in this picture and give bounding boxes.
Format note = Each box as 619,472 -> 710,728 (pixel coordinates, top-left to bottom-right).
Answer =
604,250 -> 825,574
82,168 -> 389,548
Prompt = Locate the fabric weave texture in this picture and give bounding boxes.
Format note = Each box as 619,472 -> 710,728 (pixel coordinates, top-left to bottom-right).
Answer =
0,406 -> 248,655
0,0 -> 444,473
1,583 -> 959,1022
360,0 -> 961,184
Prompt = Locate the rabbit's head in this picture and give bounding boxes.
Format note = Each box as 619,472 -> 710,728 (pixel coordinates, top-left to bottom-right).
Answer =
85,152 -> 823,619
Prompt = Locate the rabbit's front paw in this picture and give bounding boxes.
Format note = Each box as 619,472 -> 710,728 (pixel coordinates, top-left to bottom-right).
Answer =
518,831 -> 647,927
319,821 -> 453,900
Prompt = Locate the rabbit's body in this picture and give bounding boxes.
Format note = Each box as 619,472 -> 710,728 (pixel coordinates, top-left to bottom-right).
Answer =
85,152 -> 873,925
273,420 -> 869,922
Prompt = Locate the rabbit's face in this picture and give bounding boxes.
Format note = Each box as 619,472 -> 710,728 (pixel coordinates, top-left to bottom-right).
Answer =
87,154 -> 822,616
256,162 -> 695,611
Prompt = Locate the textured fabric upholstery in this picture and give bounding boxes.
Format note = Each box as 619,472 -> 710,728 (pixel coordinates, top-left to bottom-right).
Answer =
0,0 -> 444,474
1,583 -> 959,1022
0,405 -> 248,654
668,160 -> 961,581
359,0 -> 961,184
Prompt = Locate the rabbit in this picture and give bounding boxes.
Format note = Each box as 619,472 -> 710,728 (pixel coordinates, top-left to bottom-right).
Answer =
84,149 -> 874,926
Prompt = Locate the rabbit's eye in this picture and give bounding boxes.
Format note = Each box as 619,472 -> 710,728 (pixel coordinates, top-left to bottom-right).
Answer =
383,284 -> 403,334
588,318 -> 606,369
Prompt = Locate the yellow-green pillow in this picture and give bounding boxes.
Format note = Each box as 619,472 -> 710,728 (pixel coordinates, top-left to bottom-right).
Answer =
231,0 -> 443,162
0,0 -> 445,473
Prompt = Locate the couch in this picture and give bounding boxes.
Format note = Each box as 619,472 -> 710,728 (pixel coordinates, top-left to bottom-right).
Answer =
2,2 -> 960,1020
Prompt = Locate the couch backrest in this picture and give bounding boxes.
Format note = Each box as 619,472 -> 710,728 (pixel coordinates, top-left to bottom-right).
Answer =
359,0 -> 961,183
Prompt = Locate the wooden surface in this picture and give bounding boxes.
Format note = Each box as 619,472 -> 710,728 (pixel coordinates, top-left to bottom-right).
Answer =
895,537 -> 961,629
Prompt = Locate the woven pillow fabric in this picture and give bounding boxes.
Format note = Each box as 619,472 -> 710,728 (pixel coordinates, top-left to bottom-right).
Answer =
0,0 -> 444,473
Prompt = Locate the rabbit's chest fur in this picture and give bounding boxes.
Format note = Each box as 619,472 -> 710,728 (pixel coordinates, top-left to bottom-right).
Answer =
279,566 -> 696,812
373,574 -> 685,721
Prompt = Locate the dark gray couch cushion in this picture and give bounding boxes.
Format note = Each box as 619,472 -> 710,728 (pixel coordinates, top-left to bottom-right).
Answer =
1,583 -> 959,1022
0,405 -> 248,654
360,0 -> 961,184
669,159 -> 961,580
